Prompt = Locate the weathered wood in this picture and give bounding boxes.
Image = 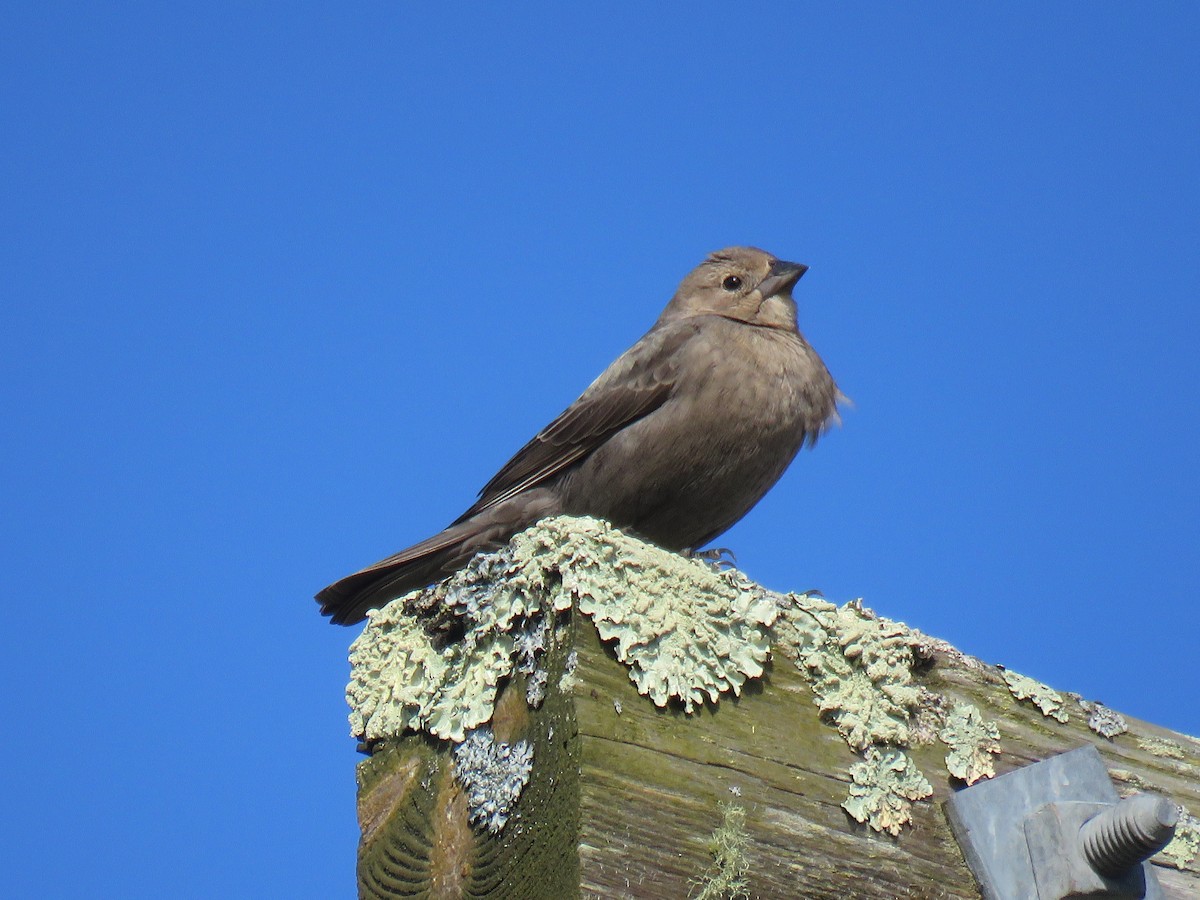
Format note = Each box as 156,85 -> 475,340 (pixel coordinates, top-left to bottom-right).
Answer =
355,611 -> 1200,898
571,612 -> 975,899
348,521 -> 1200,899
356,618 -> 582,899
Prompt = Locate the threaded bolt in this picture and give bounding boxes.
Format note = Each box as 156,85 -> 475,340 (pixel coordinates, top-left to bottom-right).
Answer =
1079,793 -> 1178,878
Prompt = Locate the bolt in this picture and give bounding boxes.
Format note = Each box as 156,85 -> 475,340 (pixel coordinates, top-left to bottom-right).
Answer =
1079,792 -> 1178,878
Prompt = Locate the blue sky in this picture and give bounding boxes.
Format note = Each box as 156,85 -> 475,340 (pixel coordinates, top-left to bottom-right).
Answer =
3,3 -> 1197,896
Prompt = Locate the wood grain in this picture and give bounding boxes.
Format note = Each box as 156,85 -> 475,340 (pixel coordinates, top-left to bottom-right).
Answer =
354,606 -> 1200,899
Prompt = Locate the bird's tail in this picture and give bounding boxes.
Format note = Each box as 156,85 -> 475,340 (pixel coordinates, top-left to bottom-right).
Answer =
316,491 -> 559,625
315,527 -> 472,625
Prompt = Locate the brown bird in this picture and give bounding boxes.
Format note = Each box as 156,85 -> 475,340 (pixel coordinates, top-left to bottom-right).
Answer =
317,246 -> 841,625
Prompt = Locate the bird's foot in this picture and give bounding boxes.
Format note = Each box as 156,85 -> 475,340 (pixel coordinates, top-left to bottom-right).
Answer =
686,546 -> 739,571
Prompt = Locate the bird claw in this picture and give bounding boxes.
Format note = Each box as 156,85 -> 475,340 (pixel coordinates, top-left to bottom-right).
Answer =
686,547 -> 739,571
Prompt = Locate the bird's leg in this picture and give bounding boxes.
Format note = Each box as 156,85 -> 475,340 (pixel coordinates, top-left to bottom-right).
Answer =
686,546 -> 739,571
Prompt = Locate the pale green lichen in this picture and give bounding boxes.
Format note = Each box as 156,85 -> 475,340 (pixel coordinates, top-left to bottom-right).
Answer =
1002,669 -> 1070,723
842,747 -> 932,836
345,515 -> 1200,856
939,702 -> 1001,784
800,604 -> 920,750
1159,805 -> 1200,871
690,802 -> 750,900
346,542 -> 553,743
544,518 -> 779,712
347,515 -> 784,741
1137,735 -> 1187,760
770,591 -> 834,663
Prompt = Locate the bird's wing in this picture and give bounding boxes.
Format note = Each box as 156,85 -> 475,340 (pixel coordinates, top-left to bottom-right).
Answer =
451,320 -> 699,524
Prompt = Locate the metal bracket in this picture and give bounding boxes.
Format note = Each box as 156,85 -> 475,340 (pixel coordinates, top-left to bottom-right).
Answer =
945,744 -> 1177,899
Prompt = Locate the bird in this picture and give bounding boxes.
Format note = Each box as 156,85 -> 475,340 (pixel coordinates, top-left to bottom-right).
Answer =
317,246 -> 841,625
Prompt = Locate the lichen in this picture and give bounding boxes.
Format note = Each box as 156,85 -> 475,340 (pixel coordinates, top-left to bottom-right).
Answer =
910,688 -> 951,746
1159,805 -> 1200,871
939,702 -> 1001,784
909,630 -> 983,671
348,515 -> 787,742
542,518 -> 779,712
799,603 -> 920,750
558,648 -> 579,693
525,668 -> 549,707
842,747 -> 932,836
513,614 -> 550,674
514,615 -> 551,707
1002,669 -> 1070,723
1075,698 -> 1128,739
689,802 -> 750,900
770,591 -> 833,663
342,514 -> 1200,872
1137,735 -> 1187,760
346,548 -> 538,743
452,727 -> 534,834
1109,767 -> 1164,795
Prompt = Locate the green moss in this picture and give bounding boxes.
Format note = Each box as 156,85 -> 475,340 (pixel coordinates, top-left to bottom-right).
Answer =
1137,735 -> 1187,760
689,802 -> 750,900
355,739 -> 445,898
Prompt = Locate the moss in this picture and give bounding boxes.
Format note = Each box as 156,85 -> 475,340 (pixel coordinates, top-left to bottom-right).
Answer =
689,802 -> 750,900
1001,669 -> 1070,723
939,702 -> 1001,784
355,739 -> 445,898
1137,735 -> 1187,760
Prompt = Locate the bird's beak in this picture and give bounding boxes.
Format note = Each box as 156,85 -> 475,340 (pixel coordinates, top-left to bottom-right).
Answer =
756,259 -> 809,298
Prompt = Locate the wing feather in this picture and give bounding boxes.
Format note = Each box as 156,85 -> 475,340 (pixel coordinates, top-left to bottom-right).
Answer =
450,321 -> 697,524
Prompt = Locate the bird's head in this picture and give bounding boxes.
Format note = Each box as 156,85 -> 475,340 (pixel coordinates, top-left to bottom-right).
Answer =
658,246 -> 808,331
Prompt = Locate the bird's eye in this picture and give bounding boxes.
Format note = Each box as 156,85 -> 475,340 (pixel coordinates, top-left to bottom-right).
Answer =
722,275 -> 743,291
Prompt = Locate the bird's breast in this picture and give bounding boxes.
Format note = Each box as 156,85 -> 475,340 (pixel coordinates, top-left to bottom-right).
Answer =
557,319 -> 837,550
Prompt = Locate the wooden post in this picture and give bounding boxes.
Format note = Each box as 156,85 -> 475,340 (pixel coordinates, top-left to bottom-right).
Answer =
346,518 -> 1200,899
